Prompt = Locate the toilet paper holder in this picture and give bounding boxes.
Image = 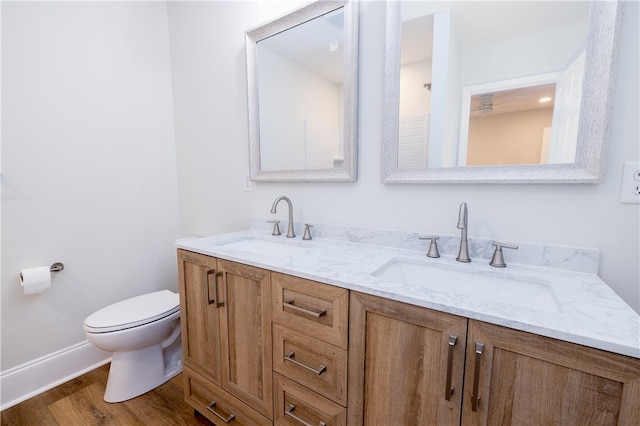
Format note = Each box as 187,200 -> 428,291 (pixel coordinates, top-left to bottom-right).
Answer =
50,262 -> 64,272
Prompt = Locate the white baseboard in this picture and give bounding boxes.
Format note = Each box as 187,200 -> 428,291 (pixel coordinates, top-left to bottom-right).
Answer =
0,341 -> 111,411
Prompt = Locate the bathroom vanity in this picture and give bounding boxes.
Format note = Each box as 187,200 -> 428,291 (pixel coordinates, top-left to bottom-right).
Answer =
176,226 -> 640,425
177,251 -> 273,425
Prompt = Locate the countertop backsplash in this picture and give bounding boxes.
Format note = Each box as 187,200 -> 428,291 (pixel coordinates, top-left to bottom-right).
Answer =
250,217 -> 600,274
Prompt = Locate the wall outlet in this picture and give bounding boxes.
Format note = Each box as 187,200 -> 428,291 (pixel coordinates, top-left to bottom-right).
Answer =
242,171 -> 253,192
620,161 -> 640,204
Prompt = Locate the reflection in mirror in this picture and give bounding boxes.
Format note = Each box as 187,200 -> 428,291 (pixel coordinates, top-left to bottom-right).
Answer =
466,84 -> 557,166
246,1 -> 359,182
258,8 -> 345,172
398,13 -> 433,169
459,74 -> 562,167
383,0 -> 622,183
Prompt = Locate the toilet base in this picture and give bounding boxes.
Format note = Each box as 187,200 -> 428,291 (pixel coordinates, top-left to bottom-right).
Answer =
104,335 -> 183,403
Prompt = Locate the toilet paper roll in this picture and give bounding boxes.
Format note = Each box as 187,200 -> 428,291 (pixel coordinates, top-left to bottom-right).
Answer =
19,266 -> 52,295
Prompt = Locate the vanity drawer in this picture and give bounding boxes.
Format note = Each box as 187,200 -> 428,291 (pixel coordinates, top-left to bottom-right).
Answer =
273,324 -> 347,406
271,272 -> 349,349
183,367 -> 271,426
274,373 -> 346,426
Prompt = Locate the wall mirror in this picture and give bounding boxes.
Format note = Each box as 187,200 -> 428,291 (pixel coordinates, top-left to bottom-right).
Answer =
246,0 -> 358,182
382,0 -> 622,183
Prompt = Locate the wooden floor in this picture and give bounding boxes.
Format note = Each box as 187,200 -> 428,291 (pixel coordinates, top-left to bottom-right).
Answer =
0,364 -> 213,425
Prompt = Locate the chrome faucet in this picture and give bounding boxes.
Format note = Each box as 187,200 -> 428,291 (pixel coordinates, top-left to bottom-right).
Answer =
270,196 -> 295,238
456,202 -> 471,263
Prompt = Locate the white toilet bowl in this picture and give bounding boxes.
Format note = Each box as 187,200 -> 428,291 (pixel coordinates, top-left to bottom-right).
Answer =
84,290 -> 183,403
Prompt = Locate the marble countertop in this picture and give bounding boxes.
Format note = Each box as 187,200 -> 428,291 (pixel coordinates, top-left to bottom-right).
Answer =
176,226 -> 640,359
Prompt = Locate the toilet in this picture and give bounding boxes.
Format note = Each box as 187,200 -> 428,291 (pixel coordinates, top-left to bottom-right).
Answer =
84,289 -> 183,403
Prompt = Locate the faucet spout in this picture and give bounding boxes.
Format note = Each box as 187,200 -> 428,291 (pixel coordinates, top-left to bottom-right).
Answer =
456,202 -> 471,263
271,196 -> 295,238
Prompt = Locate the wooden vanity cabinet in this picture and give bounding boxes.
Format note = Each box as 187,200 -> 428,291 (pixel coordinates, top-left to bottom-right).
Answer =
178,250 -> 639,425
348,291 -> 640,426
177,250 -> 273,424
464,320 -> 640,426
183,368 -> 271,426
273,373 -> 346,426
348,291 -> 468,426
271,272 -> 349,425
177,250 -> 221,383
271,272 -> 349,349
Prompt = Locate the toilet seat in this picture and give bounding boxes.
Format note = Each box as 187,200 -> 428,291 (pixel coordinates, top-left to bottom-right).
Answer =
84,290 -> 180,333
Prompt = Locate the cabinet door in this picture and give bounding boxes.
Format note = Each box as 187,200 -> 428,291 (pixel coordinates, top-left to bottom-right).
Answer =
464,320 -> 640,426
177,249 -> 221,385
218,259 -> 273,419
348,292 -> 468,426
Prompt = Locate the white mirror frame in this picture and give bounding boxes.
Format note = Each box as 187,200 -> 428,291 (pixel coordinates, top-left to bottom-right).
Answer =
382,0 -> 623,184
246,0 -> 359,182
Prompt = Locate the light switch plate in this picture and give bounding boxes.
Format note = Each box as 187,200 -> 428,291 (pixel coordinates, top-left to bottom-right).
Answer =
620,161 -> 640,204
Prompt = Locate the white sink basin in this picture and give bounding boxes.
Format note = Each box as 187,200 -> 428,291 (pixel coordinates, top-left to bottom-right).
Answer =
217,237 -> 309,257
371,257 -> 561,313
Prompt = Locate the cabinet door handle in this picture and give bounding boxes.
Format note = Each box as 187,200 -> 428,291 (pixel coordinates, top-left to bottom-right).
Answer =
285,351 -> 327,375
205,269 -> 216,305
285,404 -> 326,426
206,401 -> 235,423
444,334 -> 457,401
206,270 -> 224,308
283,300 -> 327,318
471,342 -> 485,412
214,271 -> 224,308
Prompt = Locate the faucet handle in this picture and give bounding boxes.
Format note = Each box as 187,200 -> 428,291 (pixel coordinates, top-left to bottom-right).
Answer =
303,224 -> 313,240
267,220 -> 281,236
419,236 -> 440,258
490,242 -> 518,268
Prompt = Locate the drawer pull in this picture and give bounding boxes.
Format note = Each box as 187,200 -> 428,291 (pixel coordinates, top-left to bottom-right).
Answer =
284,300 -> 327,318
285,404 -> 326,426
285,351 -> 327,375
471,342 -> 484,412
206,401 -> 235,423
444,334 -> 457,401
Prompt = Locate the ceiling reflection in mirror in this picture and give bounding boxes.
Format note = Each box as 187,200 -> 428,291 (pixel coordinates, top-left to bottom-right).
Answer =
392,1 -> 592,171
258,8 -> 345,171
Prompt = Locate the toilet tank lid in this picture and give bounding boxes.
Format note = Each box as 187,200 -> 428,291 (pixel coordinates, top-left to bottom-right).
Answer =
84,290 -> 179,329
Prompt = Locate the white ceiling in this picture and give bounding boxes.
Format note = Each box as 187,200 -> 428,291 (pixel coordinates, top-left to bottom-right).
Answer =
470,83 -> 557,116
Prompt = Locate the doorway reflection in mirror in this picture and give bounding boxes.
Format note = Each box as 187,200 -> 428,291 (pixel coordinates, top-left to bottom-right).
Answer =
393,0 -> 589,170
465,83 -> 557,166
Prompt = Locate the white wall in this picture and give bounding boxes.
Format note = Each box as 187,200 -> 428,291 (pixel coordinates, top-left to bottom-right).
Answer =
460,22 -> 588,87
167,0 -> 639,314
399,60 -> 432,117
467,108 -> 553,166
258,46 -> 342,171
1,1 -> 180,372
